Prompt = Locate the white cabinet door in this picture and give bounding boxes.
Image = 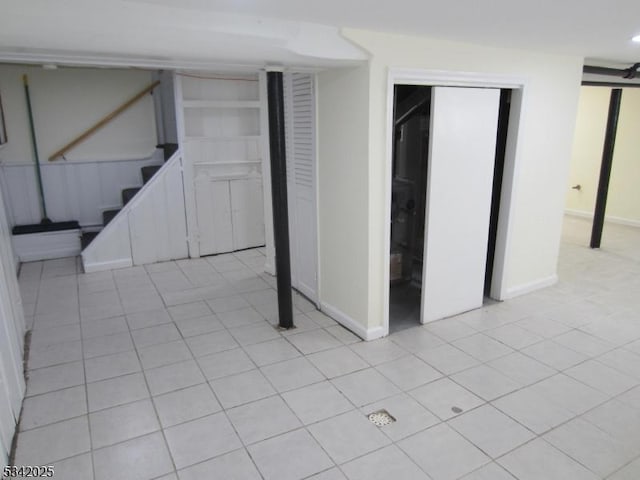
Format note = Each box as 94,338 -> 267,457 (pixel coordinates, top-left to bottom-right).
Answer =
230,178 -> 265,250
195,178 -> 233,256
421,87 -> 500,323
284,73 -> 318,303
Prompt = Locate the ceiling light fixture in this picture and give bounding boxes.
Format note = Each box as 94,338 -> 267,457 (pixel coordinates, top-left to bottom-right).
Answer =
632,34 -> 640,43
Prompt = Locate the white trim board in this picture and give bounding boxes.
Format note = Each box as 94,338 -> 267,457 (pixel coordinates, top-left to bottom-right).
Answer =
503,274 -> 558,299
320,301 -> 386,341
565,209 -> 640,228
382,68 -> 530,337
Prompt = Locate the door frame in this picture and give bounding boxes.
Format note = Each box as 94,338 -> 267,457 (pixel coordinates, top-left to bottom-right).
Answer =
382,68 -> 529,335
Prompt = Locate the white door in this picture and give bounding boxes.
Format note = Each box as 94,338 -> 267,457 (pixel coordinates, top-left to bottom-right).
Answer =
284,73 -> 318,303
421,87 -> 500,323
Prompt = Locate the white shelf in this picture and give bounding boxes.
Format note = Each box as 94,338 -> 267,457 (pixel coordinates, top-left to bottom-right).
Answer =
182,100 -> 261,109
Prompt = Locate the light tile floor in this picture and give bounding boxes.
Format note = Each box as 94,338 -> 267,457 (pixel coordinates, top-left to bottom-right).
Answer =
11,217 -> 640,480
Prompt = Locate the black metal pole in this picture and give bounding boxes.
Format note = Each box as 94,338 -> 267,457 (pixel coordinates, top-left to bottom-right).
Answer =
590,88 -> 622,249
266,69 -> 294,329
23,74 -> 50,223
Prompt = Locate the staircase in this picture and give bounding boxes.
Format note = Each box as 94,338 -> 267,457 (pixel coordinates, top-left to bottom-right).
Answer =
81,143 -> 179,249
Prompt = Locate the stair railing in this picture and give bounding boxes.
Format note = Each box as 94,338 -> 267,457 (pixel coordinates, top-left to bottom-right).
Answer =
49,80 -> 161,161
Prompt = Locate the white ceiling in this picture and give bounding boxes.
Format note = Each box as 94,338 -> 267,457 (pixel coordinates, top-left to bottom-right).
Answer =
133,0 -> 640,65
1,0 -> 639,68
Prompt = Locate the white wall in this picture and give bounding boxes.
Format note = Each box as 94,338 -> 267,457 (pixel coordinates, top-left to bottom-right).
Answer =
0,65 -> 157,164
566,87 -> 640,226
317,29 -> 583,336
0,180 -> 26,464
316,65 -> 371,335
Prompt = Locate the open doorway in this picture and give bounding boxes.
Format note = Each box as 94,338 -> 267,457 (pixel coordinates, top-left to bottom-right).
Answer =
388,85 -> 512,332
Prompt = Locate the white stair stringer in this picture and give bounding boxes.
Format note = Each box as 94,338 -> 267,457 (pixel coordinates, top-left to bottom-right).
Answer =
82,151 -> 189,273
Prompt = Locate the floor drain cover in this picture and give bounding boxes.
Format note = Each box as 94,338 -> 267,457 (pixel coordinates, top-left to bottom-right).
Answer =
367,409 -> 396,427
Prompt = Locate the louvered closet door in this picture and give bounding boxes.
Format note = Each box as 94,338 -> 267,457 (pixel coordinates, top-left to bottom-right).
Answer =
284,73 -> 318,303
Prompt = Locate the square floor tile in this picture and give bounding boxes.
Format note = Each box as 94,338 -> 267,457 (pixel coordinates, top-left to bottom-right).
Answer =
282,381 -> 354,425
186,329 -> 238,357
131,323 -> 181,349
325,325 -> 361,345
460,462 -> 516,480
341,445 -> 430,480
598,348 -> 640,381
492,387 -> 575,434
197,348 -> 255,380
522,339 -> 589,370
376,355 -> 442,391
553,330 -> 614,357
139,340 -> 193,370
83,332 -> 134,359
449,404 -> 535,458
331,368 -> 401,407
516,316 -> 572,338
398,423 -> 490,480
248,429 -> 334,480
85,351 -> 141,383
145,359 -> 205,396
175,314 -> 223,337
410,377 -> 484,420
89,399 -> 159,448
93,432 -> 174,480
484,324 -> 544,350
608,457 -> 640,480
154,383 -> 221,428
178,448 -> 261,480
543,418 -> 634,477
164,412 -> 242,469
564,359 -> 638,396
21,385 -> 87,430
81,316 -> 129,339
87,372 -> 149,412
206,295 -> 251,313
244,338 -> 301,366
308,410 -> 391,464
210,369 -> 276,408
453,334 -> 514,362
416,343 -> 480,375
350,338 -> 408,365
49,453 -> 94,480
261,357 -> 325,392
217,307 -> 264,327
498,438 -> 599,480
15,416 -> 90,465
27,362 -> 84,396
168,301 -> 211,321
581,399 -> 640,446
307,468 -> 347,479
451,365 -> 522,401
126,309 -> 172,330
308,346 -> 369,378
529,374 -> 609,415
287,329 -> 343,354
28,340 -> 83,370
487,352 -> 556,386
229,322 -> 281,346
361,393 -> 439,441
389,327 -> 445,353
425,318 -> 478,342
228,395 -> 301,444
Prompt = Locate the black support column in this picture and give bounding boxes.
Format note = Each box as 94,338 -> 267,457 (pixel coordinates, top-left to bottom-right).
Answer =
590,88 -> 622,249
266,68 -> 294,329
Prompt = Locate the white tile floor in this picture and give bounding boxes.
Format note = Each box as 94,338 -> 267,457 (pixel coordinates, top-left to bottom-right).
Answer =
11,217 -> 640,480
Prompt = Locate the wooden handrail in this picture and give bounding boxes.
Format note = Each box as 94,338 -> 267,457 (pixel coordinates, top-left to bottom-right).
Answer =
49,80 -> 160,161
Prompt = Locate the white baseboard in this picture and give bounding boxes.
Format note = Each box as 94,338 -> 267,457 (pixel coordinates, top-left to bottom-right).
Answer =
82,258 -> 133,273
503,274 -> 558,299
565,209 -> 640,228
12,230 -> 81,262
320,301 -> 386,341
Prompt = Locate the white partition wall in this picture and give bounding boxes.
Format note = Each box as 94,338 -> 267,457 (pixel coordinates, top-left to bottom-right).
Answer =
0,183 -> 26,465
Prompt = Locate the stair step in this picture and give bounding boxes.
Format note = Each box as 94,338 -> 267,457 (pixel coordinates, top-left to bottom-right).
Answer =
103,209 -> 121,226
141,165 -> 161,184
81,231 -> 99,249
162,143 -> 179,161
122,188 -> 141,205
